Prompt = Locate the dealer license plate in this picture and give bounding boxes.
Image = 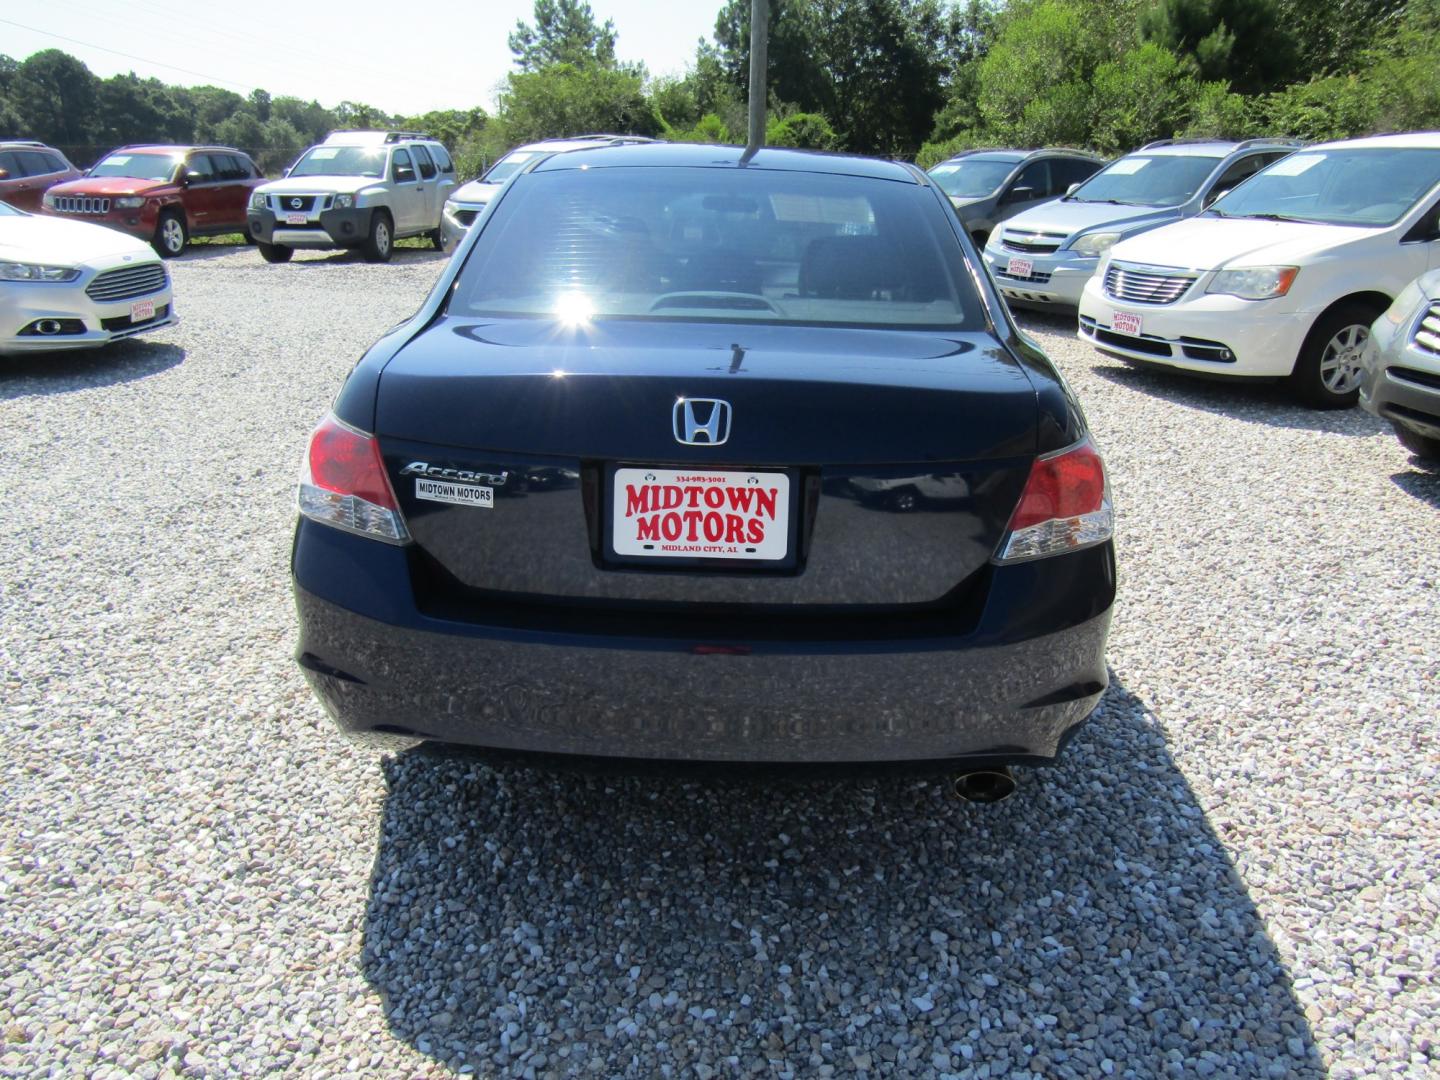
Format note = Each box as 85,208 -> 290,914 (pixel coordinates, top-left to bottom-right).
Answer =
612,467 -> 790,561
1006,257 -> 1033,279
129,299 -> 155,323
284,213 -> 308,225
1112,310 -> 1143,337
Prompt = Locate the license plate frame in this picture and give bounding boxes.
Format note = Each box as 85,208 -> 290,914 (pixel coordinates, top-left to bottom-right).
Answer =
283,212 -> 308,226
1006,256 -> 1034,279
1112,310 -> 1143,337
605,464 -> 800,570
129,299 -> 155,323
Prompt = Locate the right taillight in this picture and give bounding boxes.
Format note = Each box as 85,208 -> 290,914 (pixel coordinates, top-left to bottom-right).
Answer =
995,438 -> 1112,562
297,413 -> 410,544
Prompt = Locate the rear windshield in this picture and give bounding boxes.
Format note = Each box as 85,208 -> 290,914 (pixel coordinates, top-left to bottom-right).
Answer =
1210,147 -> 1440,227
289,145 -> 387,178
449,166 -> 984,329
928,158 -> 1018,199
1070,154 -> 1223,207
89,153 -> 181,181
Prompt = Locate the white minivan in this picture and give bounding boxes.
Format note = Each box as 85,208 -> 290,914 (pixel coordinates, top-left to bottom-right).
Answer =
1078,132 -> 1440,407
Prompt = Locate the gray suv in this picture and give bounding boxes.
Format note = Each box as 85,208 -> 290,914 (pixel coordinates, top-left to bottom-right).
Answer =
440,134 -> 657,253
982,138 -> 1302,308
248,131 -> 457,263
927,149 -> 1105,247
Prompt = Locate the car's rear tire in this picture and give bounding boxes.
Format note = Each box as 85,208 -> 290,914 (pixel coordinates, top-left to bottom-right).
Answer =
257,242 -> 293,264
363,211 -> 394,263
1394,422 -> 1440,461
1289,301 -> 1383,409
153,210 -> 188,258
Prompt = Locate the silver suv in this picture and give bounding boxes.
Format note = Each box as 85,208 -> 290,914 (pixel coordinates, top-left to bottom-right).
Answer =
247,131 -> 458,263
928,148 -> 1105,248
440,134 -> 657,252
982,138 -> 1302,308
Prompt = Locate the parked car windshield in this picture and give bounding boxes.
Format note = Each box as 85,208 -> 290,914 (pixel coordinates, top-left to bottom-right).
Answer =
928,158 -> 1019,199
1209,147 -> 1440,227
88,153 -> 182,182
451,166 -> 984,329
288,146 -> 387,178
1069,153 -> 1223,207
481,150 -> 540,185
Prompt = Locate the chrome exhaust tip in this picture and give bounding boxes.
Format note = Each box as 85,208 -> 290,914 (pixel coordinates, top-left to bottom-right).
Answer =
953,767 -> 1016,804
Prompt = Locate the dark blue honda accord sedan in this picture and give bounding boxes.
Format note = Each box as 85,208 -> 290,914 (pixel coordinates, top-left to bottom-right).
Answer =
292,143 -> 1115,773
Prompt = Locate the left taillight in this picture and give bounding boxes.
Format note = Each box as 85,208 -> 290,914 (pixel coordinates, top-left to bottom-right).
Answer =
297,413 -> 410,544
994,437 -> 1112,563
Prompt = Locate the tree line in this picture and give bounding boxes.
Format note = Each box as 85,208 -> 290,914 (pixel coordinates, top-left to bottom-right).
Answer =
2,0 -> 1437,180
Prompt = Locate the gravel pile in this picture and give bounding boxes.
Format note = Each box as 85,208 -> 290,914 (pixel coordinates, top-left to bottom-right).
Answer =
1,247 -> 1436,1078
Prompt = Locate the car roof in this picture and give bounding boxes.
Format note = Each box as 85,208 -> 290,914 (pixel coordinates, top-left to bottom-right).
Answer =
513,135 -> 658,154
1308,131 -> 1440,151
531,142 -> 919,183
938,148 -> 1099,166
102,145 -> 246,156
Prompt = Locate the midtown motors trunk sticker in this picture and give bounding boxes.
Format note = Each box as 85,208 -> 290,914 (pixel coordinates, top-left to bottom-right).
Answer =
416,478 -> 493,508
613,468 -> 789,560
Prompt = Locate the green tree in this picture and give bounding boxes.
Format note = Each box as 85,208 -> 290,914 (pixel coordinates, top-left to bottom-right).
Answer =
11,49 -> 98,146
1139,0 -> 1295,95
976,1 -> 1107,145
711,0 -> 948,155
1088,43 -> 1197,153
496,63 -> 657,144
509,0 -> 618,70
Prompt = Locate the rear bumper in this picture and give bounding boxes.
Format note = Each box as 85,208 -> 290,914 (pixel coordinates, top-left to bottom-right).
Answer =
292,519 -> 1115,765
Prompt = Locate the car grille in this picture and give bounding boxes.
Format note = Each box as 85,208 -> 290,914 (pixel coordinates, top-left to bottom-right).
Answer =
997,267 -> 1053,285
85,263 -> 168,302
1000,230 -> 1066,254
277,195 -> 319,212
1413,301 -> 1440,357
1103,263 -> 1196,305
52,195 -> 112,214
454,209 -> 479,227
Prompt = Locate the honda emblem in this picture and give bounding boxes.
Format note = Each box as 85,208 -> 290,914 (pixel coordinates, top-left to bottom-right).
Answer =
673,398 -> 731,446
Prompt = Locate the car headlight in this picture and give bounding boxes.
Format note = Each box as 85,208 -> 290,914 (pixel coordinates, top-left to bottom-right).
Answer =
1206,266 -> 1299,300
42,192 -> 57,208
250,191 -> 268,210
1070,232 -> 1121,257
333,194 -> 354,210
1380,278 -> 1426,328
112,196 -> 146,209
0,260 -> 81,282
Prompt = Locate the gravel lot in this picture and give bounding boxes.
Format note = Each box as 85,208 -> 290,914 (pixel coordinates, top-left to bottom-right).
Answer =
1,245 -> 1436,1079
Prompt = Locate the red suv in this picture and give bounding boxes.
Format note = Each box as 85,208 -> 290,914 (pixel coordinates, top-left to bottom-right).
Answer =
42,144 -> 266,257
0,141 -> 82,212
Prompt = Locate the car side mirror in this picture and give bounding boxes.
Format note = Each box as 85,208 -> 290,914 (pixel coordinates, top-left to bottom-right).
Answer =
1066,183 -> 1081,196
1003,185 -> 1038,205
183,170 -> 204,185
395,168 -> 416,184
0,168 -> 8,180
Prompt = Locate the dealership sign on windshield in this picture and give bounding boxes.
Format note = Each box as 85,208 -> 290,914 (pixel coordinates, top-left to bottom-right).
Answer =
612,468 -> 790,560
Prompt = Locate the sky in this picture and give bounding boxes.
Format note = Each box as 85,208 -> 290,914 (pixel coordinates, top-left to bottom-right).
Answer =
0,1 -> 721,116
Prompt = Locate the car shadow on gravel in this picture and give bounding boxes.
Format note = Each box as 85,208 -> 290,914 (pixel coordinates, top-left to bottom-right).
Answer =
1087,361 -> 1388,437
0,341 -> 184,400
1390,466 -> 1440,506
360,678 -> 1322,1077
288,249 -> 449,267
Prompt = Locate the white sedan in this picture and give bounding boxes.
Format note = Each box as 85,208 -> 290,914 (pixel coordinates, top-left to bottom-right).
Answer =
0,202 -> 177,354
